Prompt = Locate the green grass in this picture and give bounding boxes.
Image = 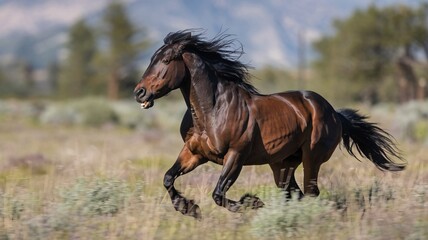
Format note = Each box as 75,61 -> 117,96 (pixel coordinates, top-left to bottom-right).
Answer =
0,100 -> 426,239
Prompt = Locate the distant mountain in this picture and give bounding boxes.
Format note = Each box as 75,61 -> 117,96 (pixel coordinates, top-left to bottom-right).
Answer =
0,0 -> 422,68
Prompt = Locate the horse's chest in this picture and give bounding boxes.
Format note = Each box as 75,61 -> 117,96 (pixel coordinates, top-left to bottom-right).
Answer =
186,132 -> 224,163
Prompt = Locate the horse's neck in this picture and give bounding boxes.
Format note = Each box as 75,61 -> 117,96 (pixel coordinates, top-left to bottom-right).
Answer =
181,55 -> 219,131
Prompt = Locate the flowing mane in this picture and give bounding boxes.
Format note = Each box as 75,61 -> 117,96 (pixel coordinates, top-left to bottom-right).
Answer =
164,30 -> 260,95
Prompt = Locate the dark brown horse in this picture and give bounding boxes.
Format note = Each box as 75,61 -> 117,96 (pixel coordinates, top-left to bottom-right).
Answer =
134,30 -> 405,219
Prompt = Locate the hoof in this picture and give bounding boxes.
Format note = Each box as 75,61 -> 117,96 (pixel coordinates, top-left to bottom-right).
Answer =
239,193 -> 264,209
173,198 -> 202,220
285,190 -> 304,200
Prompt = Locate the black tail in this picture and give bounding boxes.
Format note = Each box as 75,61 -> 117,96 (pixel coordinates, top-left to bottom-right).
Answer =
337,109 -> 405,171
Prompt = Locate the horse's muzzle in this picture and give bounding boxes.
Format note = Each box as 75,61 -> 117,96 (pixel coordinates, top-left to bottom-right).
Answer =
134,87 -> 154,109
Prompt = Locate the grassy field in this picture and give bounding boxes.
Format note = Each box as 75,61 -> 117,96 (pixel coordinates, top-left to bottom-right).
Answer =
0,99 -> 426,239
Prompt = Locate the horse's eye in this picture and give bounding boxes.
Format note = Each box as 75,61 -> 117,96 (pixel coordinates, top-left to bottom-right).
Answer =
162,58 -> 170,64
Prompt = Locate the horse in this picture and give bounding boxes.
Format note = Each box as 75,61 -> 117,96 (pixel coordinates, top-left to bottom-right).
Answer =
134,30 -> 405,219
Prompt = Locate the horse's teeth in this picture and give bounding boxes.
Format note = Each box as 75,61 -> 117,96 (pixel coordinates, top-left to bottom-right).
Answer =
141,101 -> 150,108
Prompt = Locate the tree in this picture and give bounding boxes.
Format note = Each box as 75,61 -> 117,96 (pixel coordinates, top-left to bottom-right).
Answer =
0,66 -> 6,96
313,4 -> 428,104
22,61 -> 35,90
47,62 -> 60,93
59,19 -> 97,98
102,1 -> 148,99
251,66 -> 294,94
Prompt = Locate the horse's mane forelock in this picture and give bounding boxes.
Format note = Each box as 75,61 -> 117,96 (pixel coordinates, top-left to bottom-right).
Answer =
163,30 -> 260,95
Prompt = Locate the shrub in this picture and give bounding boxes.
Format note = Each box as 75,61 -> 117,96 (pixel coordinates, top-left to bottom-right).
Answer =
37,97 -> 186,130
0,191 -> 25,221
412,121 -> 428,143
391,101 -> 428,143
59,178 -> 130,216
111,100 -> 155,130
39,97 -> 117,127
25,177 -> 143,239
251,190 -> 336,238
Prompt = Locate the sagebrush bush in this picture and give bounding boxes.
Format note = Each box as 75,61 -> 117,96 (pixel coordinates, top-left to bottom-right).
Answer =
389,101 -> 428,143
37,97 -> 186,129
413,184 -> 428,206
73,98 -> 118,126
39,97 -> 117,127
23,178 -> 143,239
412,121 -> 428,143
59,178 -> 131,216
251,190 -> 336,238
111,100 -> 154,129
0,100 -> 44,119
0,191 -> 25,221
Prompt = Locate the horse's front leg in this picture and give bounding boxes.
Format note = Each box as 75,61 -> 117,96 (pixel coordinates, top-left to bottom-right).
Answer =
164,146 -> 205,219
212,150 -> 264,212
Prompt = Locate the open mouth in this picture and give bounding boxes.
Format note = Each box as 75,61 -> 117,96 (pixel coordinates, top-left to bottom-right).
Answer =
139,94 -> 155,109
140,100 -> 154,109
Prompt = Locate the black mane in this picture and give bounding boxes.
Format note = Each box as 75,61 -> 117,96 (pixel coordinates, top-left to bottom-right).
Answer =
164,30 -> 260,95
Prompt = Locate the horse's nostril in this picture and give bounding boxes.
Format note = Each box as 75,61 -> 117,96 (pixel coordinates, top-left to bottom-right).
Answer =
135,88 -> 146,98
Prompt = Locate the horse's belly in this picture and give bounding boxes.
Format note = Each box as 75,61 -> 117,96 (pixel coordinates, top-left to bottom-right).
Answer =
244,134 -> 302,165
249,134 -> 304,165
265,134 -> 302,155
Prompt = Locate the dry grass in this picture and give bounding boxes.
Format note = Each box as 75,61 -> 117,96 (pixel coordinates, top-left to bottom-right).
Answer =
0,101 -> 426,239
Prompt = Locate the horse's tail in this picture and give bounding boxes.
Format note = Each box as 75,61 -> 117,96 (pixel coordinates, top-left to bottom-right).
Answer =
337,108 -> 405,171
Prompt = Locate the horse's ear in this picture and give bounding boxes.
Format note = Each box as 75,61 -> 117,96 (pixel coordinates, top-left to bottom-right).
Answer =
163,32 -> 191,63
174,32 -> 191,55
174,43 -> 185,56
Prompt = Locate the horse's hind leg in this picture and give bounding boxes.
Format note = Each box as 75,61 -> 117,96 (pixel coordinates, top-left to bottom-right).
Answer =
269,154 -> 303,199
301,144 -> 337,197
302,154 -> 321,197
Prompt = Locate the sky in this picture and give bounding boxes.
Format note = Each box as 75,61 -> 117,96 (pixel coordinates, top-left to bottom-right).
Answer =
0,0 -> 424,37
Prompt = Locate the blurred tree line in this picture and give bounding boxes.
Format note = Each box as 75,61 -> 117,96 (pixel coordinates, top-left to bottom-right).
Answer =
232,3 -> 428,105
0,2 -> 426,105
313,3 -> 428,104
0,1 -> 149,100
59,1 -> 149,99
243,3 -> 428,106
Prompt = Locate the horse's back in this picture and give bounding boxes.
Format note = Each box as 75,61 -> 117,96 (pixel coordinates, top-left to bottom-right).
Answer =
252,90 -> 337,125
275,90 -> 339,123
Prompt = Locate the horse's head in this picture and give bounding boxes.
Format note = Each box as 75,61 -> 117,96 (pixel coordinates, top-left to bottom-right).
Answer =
134,32 -> 190,109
